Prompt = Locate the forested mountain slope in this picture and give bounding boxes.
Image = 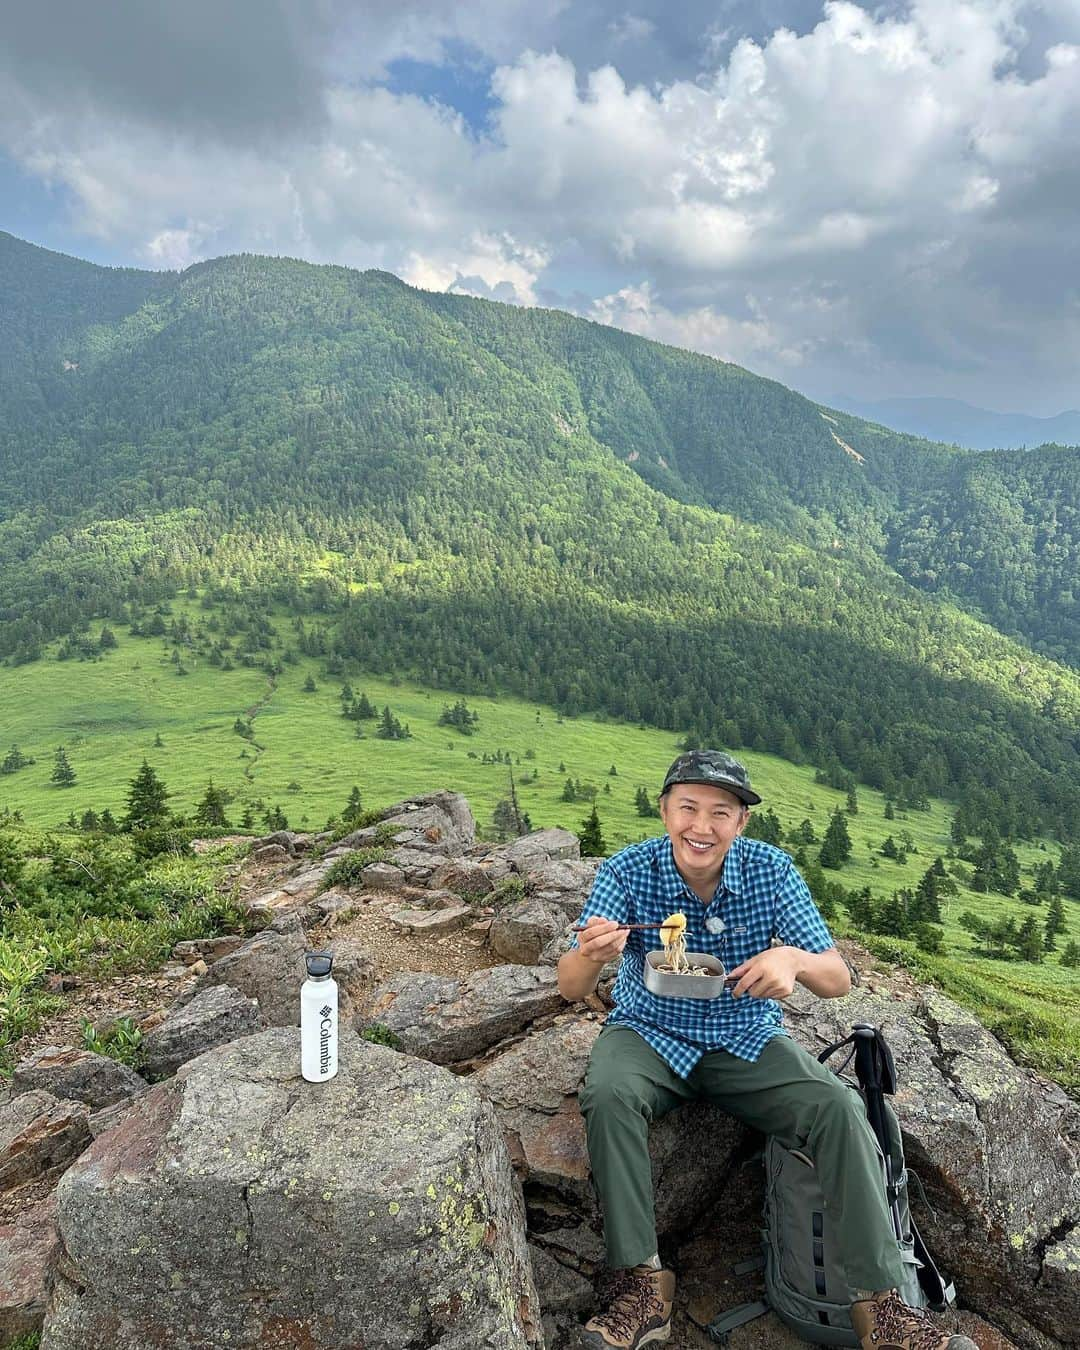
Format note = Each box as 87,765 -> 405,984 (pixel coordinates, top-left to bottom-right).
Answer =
0,234 -> 1077,836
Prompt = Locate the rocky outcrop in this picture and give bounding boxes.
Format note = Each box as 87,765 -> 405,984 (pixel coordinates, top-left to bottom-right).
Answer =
525,860 -> 600,913
363,965 -> 566,1065
41,1029 -> 542,1350
172,935 -> 246,965
0,1190 -> 59,1343
388,902 -> 474,934
490,896 -> 569,964
431,858 -> 496,898
138,985 -> 264,1079
168,919 -> 307,1026
12,1048 -> 147,1110
334,790 -> 476,860
501,829 -> 581,872
0,1092 -> 91,1190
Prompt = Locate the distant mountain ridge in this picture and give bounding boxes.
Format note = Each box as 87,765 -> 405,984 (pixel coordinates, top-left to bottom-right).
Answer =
835,394 -> 1080,452
1,231 -> 1078,835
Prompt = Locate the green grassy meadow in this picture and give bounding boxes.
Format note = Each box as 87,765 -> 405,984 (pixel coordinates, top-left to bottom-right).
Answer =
2,599 -> 1078,1086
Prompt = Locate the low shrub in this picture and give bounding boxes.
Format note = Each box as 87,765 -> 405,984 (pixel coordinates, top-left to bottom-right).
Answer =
320,848 -> 390,892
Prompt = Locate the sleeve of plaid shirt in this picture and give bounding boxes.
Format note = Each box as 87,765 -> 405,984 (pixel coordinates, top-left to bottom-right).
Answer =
568,861 -> 631,949
774,859 -> 835,952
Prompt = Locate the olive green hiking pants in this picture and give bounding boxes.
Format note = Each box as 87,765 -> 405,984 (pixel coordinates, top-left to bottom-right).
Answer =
578,1026 -> 908,1292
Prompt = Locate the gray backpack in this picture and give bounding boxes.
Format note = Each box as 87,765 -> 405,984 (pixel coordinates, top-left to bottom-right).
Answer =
707,1025 -> 955,1346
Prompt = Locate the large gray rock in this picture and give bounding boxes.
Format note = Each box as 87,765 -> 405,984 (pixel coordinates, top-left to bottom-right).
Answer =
430,858 -> 496,898
470,1021 -> 739,1231
0,1188 -> 59,1344
388,904 -> 474,934
169,923 -> 307,1027
525,859 -> 600,908
250,843 -> 290,865
387,847 -> 451,884
252,830 -> 297,857
138,985 -> 264,1079
172,935 -> 246,966
12,1048 -> 147,1110
364,965 -> 566,1065
490,896 -> 571,965
360,860 -> 406,891
529,1241 -> 593,1316
338,791 -> 476,859
0,1092 -> 91,1190
502,830 -> 581,872
783,985 -> 1080,1346
278,863 -> 331,900
41,1030 -> 541,1350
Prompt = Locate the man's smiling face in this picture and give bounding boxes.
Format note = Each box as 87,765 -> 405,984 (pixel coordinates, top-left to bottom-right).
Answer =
658,782 -> 748,891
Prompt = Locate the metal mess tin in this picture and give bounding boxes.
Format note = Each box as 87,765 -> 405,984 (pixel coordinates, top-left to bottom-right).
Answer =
644,950 -> 728,999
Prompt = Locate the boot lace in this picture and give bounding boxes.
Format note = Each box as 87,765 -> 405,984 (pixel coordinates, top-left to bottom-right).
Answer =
591,1270 -> 662,1341
869,1290 -> 948,1350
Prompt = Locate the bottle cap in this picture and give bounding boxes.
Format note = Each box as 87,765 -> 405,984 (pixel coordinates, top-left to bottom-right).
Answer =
304,950 -> 333,979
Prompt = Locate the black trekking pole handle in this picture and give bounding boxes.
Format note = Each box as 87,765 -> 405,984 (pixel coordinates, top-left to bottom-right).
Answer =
852,1027 -> 903,1241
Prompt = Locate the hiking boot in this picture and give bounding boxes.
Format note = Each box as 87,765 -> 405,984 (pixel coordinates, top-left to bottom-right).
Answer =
850,1290 -> 979,1350
582,1266 -> 675,1349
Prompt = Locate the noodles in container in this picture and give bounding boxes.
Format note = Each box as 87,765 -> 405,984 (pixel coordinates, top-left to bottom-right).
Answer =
644,911 -> 728,999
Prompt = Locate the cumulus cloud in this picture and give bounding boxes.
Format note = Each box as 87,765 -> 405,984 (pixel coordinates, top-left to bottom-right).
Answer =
1,0 -> 1078,408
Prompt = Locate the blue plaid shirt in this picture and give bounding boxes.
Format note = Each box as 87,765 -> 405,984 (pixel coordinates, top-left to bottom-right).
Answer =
570,834 -> 835,1077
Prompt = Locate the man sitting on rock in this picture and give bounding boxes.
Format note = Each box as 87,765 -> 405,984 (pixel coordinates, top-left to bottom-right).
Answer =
558,749 -> 977,1350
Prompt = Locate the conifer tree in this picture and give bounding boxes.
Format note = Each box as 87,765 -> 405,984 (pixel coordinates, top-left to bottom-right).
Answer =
194,781 -> 231,829
913,865 -> 943,924
343,785 -> 363,823
377,706 -> 409,740
578,805 -> 606,857
634,786 -> 659,818
1044,893 -> 1067,951
819,808 -> 852,869
1,745 -> 32,775
124,760 -> 169,830
50,745 -> 76,788
744,808 -> 783,846
1014,915 -> 1044,963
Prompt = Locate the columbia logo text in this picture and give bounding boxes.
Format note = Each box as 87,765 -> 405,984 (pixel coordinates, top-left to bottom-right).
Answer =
319,1006 -> 333,1074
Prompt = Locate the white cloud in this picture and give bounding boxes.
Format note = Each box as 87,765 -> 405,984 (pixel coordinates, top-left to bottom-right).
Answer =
142,228 -> 208,269
2,0 -> 1079,406
589,280 -> 810,366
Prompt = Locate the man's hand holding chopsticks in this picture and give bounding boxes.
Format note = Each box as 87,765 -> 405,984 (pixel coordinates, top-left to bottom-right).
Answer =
576,915 -> 631,966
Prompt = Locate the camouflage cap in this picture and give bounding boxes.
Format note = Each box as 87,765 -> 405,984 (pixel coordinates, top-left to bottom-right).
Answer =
660,750 -> 761,806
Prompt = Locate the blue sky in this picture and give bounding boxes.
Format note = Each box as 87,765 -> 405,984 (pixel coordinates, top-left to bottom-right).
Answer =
2,0 -> 1079,414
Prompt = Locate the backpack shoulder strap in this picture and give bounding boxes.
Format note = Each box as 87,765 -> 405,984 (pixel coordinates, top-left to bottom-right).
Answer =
705,1300 -> 770,1344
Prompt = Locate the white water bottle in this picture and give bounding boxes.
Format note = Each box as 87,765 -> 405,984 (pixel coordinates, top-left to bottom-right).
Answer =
301,950 -> 338,1083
